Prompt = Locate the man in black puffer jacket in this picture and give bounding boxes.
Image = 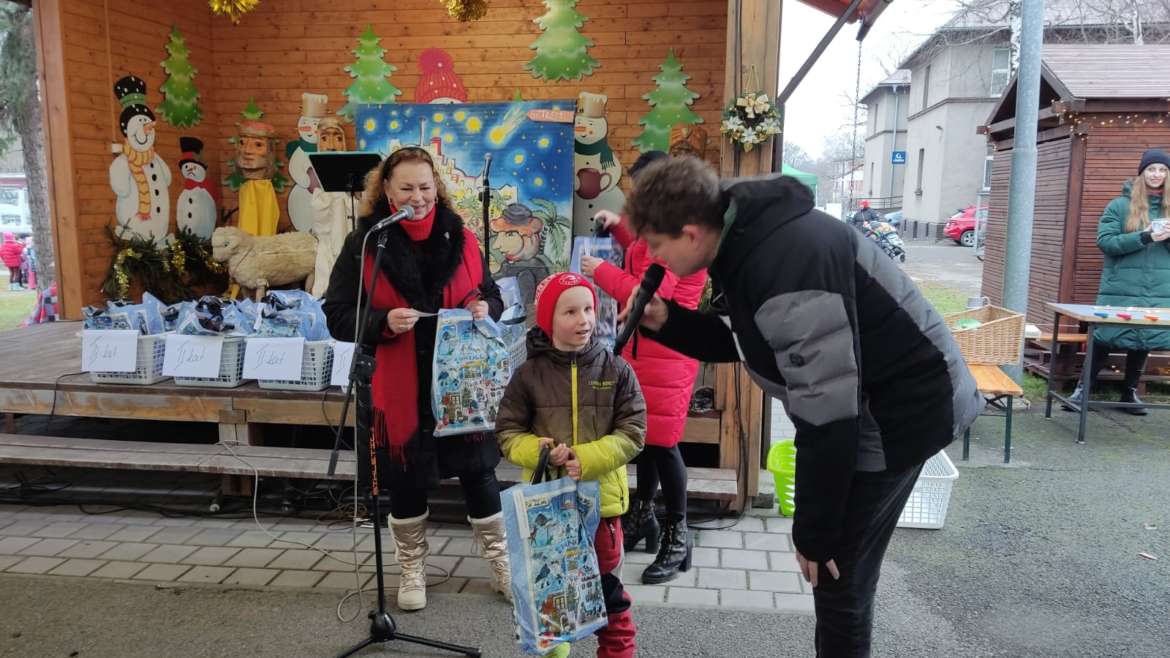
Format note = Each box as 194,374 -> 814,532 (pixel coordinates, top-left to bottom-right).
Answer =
621,156 -> 982,658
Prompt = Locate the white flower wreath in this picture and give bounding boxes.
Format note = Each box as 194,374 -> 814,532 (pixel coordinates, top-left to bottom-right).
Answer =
721,91 -> 782,152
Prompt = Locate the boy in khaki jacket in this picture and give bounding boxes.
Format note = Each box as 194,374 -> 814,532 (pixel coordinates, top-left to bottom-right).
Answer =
497,272 -> 646,658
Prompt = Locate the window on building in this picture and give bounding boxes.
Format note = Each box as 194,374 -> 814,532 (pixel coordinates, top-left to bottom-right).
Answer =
922,65 -> 931,109
990,48 -> 1011,96
982,155 -> 994,191
915,148 -> 926,195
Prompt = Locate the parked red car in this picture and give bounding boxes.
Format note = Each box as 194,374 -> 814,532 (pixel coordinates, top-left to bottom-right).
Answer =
944,205 -> 985,247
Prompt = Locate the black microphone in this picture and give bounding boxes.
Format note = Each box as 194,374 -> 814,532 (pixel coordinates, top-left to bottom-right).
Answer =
482,153 -> 492,180
613,263 -> 665,356
368,205 -> 415,232
594,214 -> 611,237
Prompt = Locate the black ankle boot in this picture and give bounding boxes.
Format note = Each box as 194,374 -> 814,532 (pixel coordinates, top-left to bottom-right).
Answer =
641,518 -> 691,585
622,499 -> 660,553
1120,387 -> 1148,415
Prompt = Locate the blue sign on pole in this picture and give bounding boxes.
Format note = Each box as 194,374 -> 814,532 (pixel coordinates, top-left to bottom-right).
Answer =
891,150 -> 907,165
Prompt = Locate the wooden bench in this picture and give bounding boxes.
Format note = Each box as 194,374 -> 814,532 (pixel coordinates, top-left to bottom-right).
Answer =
966,364 -> 1024,464
0,434 -> 741,502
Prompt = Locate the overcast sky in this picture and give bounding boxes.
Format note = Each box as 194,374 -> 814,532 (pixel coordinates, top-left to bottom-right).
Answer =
779,0 -> 961,158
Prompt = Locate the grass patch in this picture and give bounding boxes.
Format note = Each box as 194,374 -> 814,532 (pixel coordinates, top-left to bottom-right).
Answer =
917,282 -> 969,316
0,291 -> 35,331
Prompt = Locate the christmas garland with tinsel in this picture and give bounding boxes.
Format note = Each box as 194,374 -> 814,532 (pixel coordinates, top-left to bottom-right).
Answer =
209,0 -> 260,24
101,228 -> 227,303
442,0 -> 488,21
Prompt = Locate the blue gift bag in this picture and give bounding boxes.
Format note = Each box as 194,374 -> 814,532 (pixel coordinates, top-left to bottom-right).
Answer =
501,452 -> 608,655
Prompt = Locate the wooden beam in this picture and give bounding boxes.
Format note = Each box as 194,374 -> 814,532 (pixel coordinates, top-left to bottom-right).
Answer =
1059,133 -> 1087,307
33,0 -> 84,319
722,0 -> 782,177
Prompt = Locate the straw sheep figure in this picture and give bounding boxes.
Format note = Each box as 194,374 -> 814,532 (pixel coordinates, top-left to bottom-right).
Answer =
211,226 -> 316,301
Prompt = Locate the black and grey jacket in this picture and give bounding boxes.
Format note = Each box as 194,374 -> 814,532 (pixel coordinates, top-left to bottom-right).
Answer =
649,175 -> 982,562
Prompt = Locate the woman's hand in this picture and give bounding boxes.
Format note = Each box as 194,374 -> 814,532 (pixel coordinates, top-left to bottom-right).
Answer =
1152,227 -> 1170,243
467,300 -> 489,320
593,210 -> 621,231
387,308 -> 420,335
580,255 -> 604,277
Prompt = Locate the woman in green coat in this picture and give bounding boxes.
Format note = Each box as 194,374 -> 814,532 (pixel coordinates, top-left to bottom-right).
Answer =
1067,148 -> 1170,415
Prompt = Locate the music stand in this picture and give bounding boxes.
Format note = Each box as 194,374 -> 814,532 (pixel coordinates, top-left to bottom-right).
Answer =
309,152 -> 381,233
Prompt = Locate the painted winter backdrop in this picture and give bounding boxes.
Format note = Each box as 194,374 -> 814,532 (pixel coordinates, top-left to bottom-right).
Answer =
356,101 -> 575,307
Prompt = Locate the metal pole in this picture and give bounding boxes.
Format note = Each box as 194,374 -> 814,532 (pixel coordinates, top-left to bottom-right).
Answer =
1002,0 -> 1044,382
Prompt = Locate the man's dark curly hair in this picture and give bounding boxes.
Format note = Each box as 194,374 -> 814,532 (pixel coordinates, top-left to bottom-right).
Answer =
625,156 -> 724,237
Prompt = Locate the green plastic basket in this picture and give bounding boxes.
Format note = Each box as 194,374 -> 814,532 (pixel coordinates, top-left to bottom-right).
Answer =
766,439 -> 797,517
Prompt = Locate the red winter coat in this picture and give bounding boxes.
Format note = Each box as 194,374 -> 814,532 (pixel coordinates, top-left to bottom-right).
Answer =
592,219 -> 706,448
0,234 -> 23,268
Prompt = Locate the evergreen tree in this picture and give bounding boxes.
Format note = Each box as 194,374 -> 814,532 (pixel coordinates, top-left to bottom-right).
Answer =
525,0 -> 598,81
156,25 -> 202,127
632,50 -> 703,153
338,25 -> 402,122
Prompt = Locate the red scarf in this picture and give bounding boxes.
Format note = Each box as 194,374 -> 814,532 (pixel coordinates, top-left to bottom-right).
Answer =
362,227 -> 484,462
183,176 -> 220,203
398,205 -> 437,241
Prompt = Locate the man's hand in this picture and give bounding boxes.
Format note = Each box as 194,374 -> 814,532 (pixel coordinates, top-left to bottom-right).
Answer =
617,290 -> 668,332
795,550 -> 840,588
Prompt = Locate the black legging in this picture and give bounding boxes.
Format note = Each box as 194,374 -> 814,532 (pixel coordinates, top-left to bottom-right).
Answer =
635,445 -> 687,521
8,266 -> 20,286
1084,341 -> 1148,390
388,467 -> 502,520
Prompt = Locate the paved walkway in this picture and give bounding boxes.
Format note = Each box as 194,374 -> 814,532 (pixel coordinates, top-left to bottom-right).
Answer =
0,502 -> 812,615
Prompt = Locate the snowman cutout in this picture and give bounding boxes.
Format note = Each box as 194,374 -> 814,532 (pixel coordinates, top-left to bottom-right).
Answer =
415,49 -> 469,104
176,137 -> 217,240
286,93 -> 327,233
109,75 -> 172,246
572,92 -> 625,236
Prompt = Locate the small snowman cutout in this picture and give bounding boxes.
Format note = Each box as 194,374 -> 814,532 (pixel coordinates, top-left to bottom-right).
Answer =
415,49 -> 469,104
572,92 -> 625,236
109,74 -> 172,246
286,93 -> 327,233
176,137 -> 217,240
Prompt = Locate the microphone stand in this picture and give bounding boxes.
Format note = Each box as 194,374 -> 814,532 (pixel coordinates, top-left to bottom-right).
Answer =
330,228 -> 481,658
481,155 -> 492,260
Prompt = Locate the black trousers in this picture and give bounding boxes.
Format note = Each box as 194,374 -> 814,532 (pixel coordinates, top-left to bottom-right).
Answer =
1085,341 -> 1148,390
812,461 -> 923,658
387,465 -> 501,520
634,445 -> 688,520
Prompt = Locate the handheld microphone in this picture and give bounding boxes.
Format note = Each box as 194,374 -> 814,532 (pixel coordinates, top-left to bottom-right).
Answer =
613,263 -> 665,356
368,205 -> 415,232
482,153 -> 492,180
594,215 -> 611,238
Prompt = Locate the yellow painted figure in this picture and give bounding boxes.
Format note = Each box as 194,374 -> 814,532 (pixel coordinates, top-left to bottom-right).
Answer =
235,120 -> 280,238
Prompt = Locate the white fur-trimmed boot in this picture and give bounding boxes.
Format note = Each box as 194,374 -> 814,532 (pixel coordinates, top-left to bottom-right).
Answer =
469,513 -> 512,602
389,511 -> 429,611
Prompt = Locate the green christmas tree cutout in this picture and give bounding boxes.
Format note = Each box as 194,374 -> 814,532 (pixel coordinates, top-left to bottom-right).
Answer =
525,0 -> 599,81
339,25 -> 402,122
633,50 -> 703,153
157,25 -> 202,127
225,99 -> 290,193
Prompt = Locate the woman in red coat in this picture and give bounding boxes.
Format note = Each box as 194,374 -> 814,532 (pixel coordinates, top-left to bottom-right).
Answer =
1,233 -> 24,290
580,151 -> 707,584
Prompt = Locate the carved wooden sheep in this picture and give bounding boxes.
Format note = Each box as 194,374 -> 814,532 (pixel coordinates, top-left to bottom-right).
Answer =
211,226 -> 316,300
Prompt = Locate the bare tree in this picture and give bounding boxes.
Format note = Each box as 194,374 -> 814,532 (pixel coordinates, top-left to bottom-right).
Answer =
0,4 -> 53,294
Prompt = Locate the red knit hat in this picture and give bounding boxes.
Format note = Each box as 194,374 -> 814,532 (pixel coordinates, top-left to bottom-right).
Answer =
534,272 -> 597,337
415,48 -> 468,104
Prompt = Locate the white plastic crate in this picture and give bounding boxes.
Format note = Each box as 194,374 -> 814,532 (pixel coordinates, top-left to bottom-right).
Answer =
897,450 -> 959,530
173,336 -> 248,389
89,333 -> 169,385
257,340 -> 333,391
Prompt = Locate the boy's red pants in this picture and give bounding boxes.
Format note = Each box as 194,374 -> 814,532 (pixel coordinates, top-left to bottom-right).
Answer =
594,516 -> 636,658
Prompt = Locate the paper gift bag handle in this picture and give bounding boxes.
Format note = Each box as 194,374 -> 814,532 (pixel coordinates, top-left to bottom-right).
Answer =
531,445 -> 552,485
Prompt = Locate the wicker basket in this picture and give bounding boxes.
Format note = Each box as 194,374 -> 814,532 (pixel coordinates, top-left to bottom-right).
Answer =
944,304 -> 1025,365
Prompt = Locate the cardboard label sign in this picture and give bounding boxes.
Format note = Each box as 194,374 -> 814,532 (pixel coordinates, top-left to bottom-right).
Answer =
331,341 -> 355,388
242,337 -> 305,381
162,334 -> 225,379
81,330 -> 139,373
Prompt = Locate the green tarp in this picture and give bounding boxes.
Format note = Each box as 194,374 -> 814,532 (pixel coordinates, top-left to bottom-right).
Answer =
782,164 -> 818,198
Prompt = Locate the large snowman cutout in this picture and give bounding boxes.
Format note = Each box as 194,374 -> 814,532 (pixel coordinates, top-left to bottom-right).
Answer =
109,75 -> 172,246
572,92 -> 625,236
176,137 -> 217,239
286,93 -> 327,233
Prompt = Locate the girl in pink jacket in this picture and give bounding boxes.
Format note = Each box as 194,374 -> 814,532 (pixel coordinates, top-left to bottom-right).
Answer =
580,151 -> 707,584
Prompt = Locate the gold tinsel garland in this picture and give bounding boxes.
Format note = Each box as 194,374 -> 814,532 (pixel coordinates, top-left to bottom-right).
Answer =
102,228 -> 227,303
442,0 -> 488,22
210,0 -> 260,24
